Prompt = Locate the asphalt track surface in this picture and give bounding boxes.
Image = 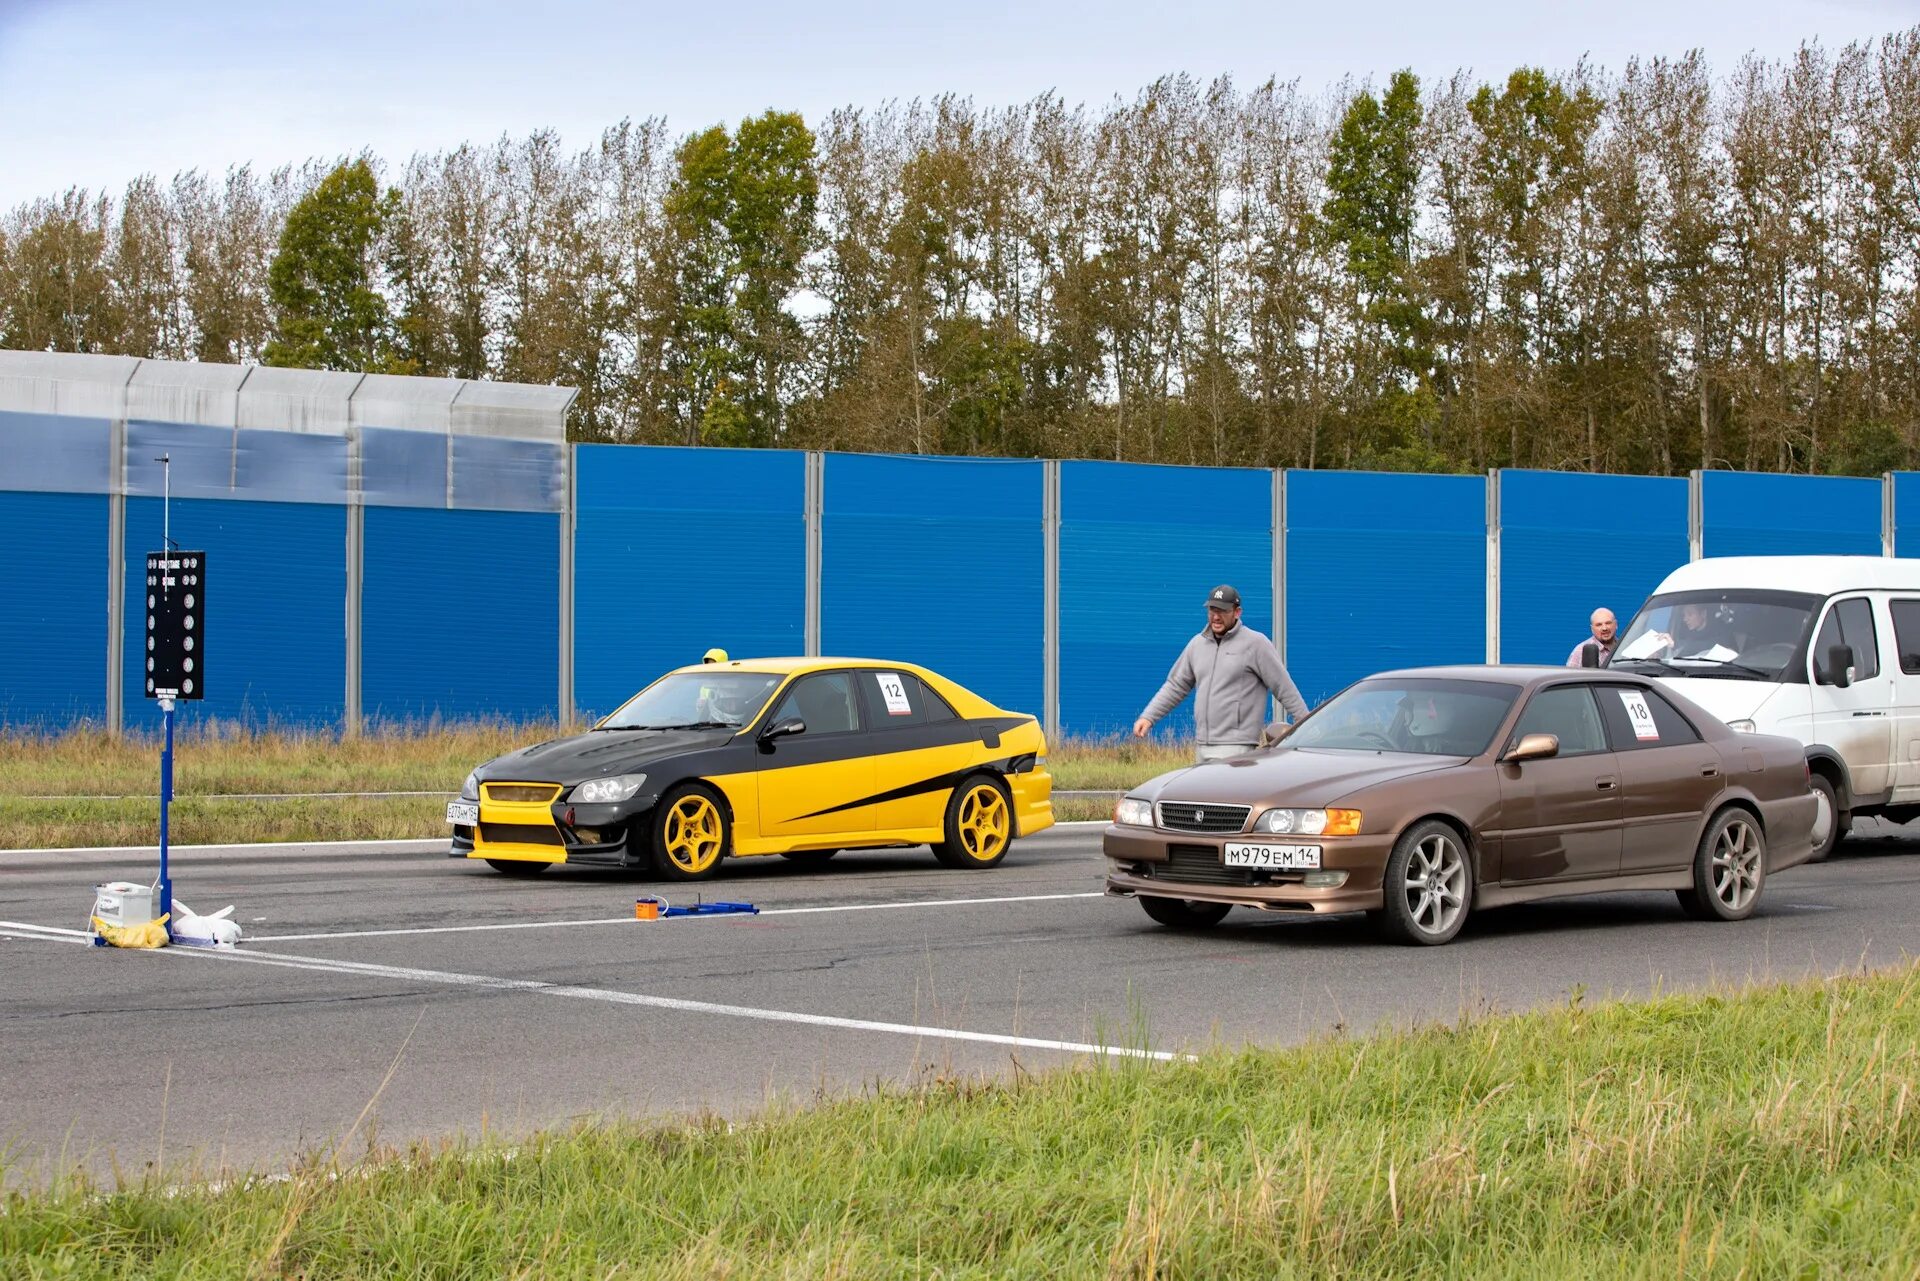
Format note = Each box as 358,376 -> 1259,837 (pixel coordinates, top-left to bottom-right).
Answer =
7,821 -> 1920,1184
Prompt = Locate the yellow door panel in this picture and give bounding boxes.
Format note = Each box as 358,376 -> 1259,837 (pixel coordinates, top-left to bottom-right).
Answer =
755,743 -> 876,844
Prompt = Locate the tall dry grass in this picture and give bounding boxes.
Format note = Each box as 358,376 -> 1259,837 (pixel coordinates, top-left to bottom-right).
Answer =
6,965 -> 1919,1276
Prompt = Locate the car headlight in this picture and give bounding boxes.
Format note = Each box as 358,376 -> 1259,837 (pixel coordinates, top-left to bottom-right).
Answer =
1726,719 -> 1756,733
572,773 -> 648,804
1258,808 -> 1361,836
460,771 -> 479,801
1114,797 -> 1155,827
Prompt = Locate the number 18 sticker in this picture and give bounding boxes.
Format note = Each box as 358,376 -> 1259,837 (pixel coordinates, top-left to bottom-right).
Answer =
1618,689 -> 1660,741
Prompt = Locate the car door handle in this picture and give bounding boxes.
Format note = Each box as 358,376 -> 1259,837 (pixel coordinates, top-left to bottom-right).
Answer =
1595,776 -> 1617,791
1700,765 -> 1720,777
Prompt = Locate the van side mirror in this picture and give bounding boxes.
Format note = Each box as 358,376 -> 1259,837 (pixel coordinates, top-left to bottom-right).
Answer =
1502,732 -> 1560,763
1820,645 -> 1854,689
759,717 -> 806,745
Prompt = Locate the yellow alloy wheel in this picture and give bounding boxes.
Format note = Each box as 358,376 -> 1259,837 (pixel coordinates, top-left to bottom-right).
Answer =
661,793 -> 725,877
947,781 -> 1012,867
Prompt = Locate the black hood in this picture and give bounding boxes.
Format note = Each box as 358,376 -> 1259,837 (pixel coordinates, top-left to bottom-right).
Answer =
475,727 -> 740,785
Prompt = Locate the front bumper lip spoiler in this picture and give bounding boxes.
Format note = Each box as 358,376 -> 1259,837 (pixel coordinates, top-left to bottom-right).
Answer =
1103,871 -> 1383,915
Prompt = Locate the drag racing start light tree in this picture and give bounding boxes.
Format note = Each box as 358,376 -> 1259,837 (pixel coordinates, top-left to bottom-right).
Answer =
144,453 -> 205,941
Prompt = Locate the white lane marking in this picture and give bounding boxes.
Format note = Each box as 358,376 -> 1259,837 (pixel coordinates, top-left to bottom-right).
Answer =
249,891 -> 1107,942
166,945 -> 1187,1063
0,920 -> 96,939
0,924 -> 93,945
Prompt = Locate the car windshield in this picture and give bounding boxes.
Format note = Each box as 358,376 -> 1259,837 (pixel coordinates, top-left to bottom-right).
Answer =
1612,589 -> 1820,679
1284,678 -> 1521,756
598,671 -> 784,730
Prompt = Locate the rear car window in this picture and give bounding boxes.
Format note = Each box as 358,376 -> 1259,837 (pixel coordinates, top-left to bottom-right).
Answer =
1891,599 -> 1920,674
857,671 -> 955,727
1597,685 -> 1702,750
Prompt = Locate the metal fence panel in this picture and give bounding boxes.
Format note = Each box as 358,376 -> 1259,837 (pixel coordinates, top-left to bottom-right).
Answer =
822,454 -> 1045,718
120,498 -> 346,729
1498,470 -> 1690,664
1699,471 -> 1882,557
361,507 -> 558,723
573,446 -> 805,717
0,411 -> 112,493
1285,471 -> 1486,703
0,491 -> 109,726
1892,472 -> 1920,557
1059,461 -> 1274,739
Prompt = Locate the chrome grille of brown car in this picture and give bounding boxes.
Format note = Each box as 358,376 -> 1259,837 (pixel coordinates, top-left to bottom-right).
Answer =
1155,845 -> 1257,886
1157,801 -> 1251,834
483,783 -> 562,804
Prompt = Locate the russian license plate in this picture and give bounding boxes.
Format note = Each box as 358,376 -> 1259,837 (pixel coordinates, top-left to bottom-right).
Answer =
1223,842 -> 1321,869
447,800 -> 479,826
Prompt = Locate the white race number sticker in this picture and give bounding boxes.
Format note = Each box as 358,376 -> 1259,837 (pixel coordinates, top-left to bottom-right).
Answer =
876,672 -> 913,716
1618,689 -> 1660,741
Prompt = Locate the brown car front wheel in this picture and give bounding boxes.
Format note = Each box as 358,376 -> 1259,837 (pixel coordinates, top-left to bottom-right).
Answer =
1379,819 -> 1473,946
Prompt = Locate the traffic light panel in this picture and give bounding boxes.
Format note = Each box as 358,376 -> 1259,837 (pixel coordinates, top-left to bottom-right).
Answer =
145,551 -> 205,700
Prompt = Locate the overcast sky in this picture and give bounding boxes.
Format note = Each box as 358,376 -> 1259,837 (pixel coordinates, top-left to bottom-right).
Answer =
2,0 -> 1916,210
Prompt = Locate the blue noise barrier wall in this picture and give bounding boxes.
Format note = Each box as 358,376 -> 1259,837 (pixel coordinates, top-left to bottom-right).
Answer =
121,498 -> 346,730
1060,462 -> 1274,739
362,508 -> 558,723
821,454 -> 1044,716
0,411 -> 112,726
0,491 -> 110,726
1285,471 -> 1486,703
1891,473 -> 1920,557
1700,471 -> 1883,558
1498,471 -> 1690,664
574,446 -> 805,717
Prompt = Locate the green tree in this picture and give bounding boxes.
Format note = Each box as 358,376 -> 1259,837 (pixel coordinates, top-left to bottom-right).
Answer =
263,159 -> 392,371
1324,70 -> 1430,462
665,111 -> 817,445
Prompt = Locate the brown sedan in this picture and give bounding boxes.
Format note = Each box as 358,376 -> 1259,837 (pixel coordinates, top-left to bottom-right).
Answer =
1104,666 -> 1820,945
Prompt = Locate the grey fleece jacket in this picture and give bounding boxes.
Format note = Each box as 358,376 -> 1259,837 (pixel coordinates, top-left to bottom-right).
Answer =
1139,622 -> 1309,745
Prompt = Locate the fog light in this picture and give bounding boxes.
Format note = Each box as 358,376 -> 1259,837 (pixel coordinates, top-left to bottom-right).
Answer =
1302,870 -> 1348,888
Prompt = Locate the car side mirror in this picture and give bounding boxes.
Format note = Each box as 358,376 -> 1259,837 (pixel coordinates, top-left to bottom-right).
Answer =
1502,732 -> 1559,763
759,716 -> 806,745
1820,645 -> 1854,689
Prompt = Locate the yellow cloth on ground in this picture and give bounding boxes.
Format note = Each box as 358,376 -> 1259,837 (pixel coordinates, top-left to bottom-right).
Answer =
92,913 -> 169,948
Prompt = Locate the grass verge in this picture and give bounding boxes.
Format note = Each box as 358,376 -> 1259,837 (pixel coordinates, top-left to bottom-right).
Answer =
7,966 -> 1920,1276
0,728 -> 1187,847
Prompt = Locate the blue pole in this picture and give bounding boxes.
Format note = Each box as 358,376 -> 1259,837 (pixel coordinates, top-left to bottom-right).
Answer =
158,698 -> 174,941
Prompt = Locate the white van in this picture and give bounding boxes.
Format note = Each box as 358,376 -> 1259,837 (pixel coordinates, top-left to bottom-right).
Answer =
1612,556 -> 1920,861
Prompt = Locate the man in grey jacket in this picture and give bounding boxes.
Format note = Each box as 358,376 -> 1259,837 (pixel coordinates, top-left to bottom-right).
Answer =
1132,584 -> 1311,761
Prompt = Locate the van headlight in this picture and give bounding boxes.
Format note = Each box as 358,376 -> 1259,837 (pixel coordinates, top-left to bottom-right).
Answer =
572,773 -> 648,804
1726,719 -> 1756,733
1258,808 -> 1361,836
1115,797 -> 1155,827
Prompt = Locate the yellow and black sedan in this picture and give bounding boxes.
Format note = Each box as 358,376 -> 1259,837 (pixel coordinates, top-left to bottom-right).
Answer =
448,658 -> 1053,879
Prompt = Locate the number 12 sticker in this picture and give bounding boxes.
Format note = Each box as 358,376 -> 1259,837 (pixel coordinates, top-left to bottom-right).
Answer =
876,673 -> 913,716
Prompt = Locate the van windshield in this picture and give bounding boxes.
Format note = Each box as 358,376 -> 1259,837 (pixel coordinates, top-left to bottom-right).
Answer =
1612,589 -> 1821,680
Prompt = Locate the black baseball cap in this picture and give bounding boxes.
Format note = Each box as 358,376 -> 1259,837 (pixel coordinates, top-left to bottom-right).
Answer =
1203,584 -> 1241,611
